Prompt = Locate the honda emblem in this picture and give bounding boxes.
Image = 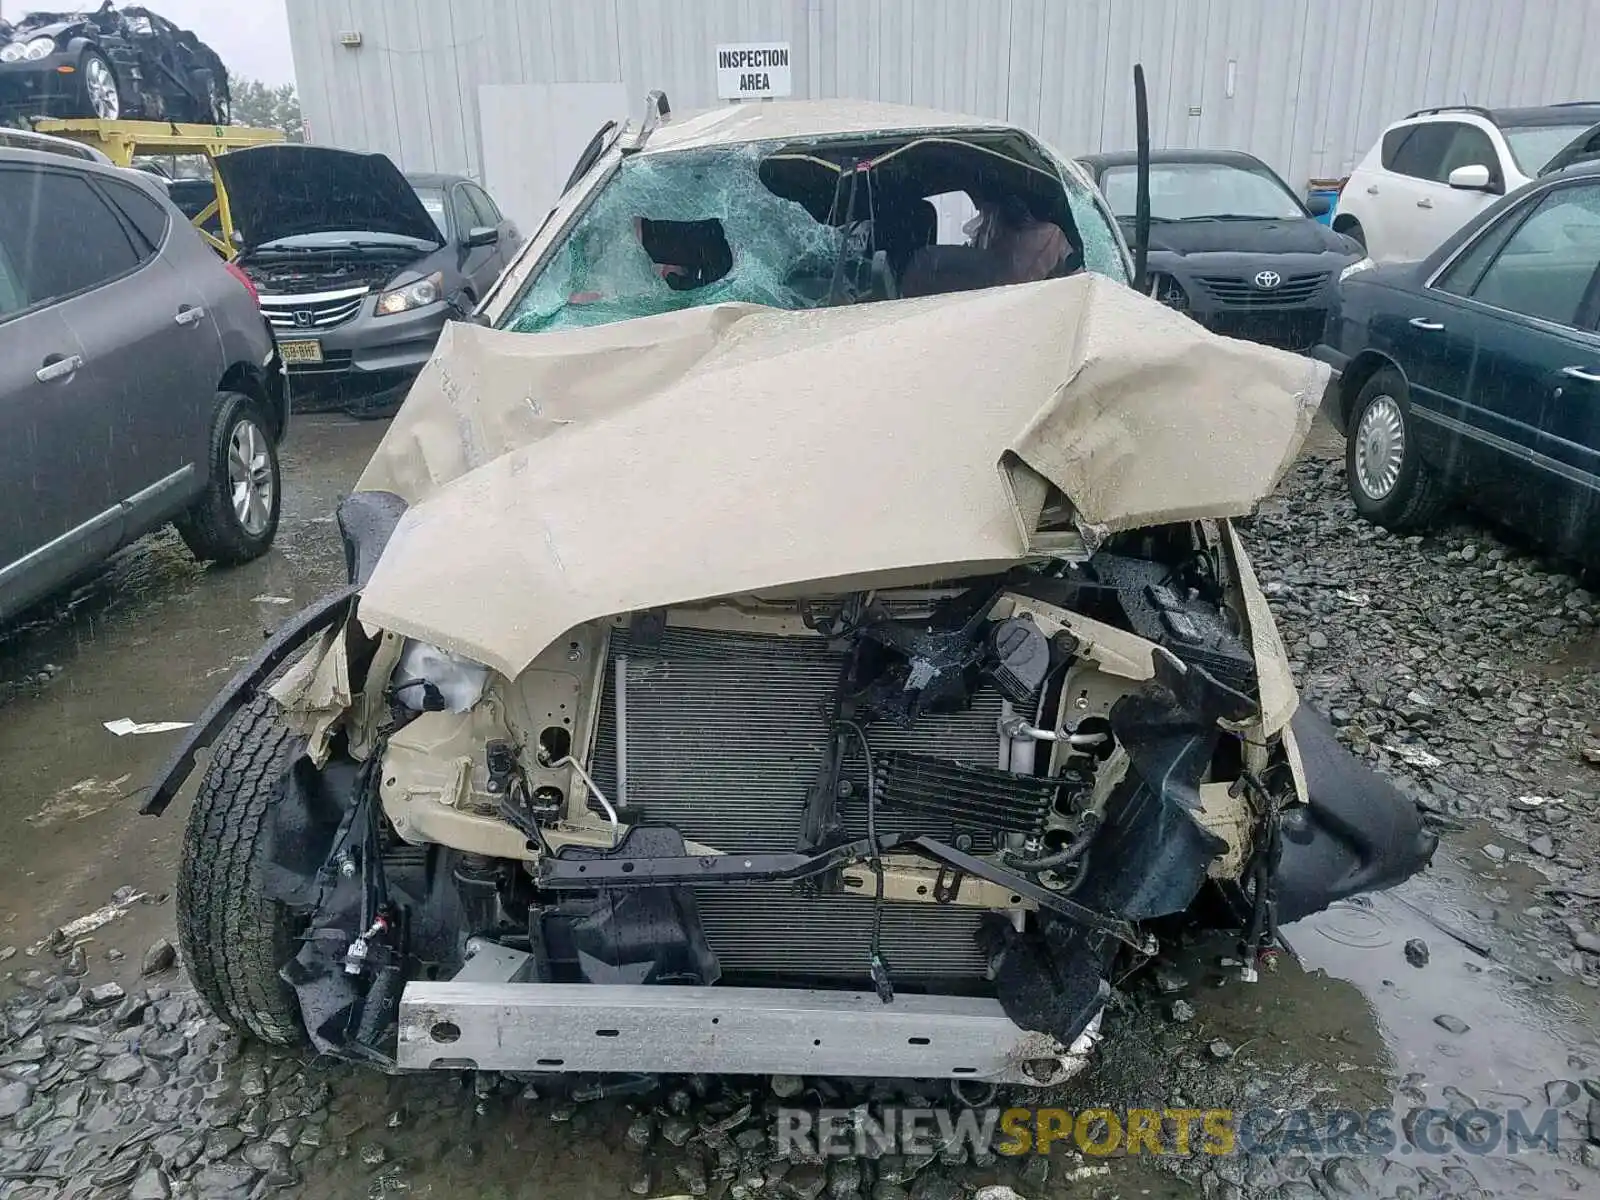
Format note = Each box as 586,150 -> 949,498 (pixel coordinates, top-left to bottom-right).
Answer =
293,310 -> 314,328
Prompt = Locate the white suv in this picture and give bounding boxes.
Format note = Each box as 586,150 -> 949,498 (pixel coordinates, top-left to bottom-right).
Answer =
1334,103 -> 1600,262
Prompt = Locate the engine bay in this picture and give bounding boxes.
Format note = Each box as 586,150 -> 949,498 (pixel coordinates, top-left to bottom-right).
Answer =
256,525 -> 1356,1072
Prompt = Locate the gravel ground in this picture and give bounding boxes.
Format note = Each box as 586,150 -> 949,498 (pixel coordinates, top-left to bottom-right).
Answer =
2,430 -> 1599,1199
1245,451 -> 1600,984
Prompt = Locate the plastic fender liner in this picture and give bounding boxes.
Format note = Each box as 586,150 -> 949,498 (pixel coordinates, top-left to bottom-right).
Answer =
1272,707 -> 1438,925
140,586 -> 358,816
336,491 -> 409,589
141,492 -> 409,817
1069,665 -> 1231,922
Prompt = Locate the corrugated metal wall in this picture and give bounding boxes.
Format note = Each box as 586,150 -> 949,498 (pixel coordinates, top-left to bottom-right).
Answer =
286,0 -> 1600,189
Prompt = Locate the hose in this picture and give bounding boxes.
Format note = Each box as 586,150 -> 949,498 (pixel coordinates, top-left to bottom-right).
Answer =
840,718 -> 893,1003
545,754 -> 620,846
1002,837 -> 1092,873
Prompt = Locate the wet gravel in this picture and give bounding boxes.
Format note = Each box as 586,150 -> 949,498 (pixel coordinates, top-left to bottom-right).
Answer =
1244,454 -> 1600,986
3,433 -> 1599,1199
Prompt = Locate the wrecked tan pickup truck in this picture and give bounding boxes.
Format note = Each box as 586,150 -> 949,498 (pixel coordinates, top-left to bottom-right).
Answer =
146,99 -> 1434,1086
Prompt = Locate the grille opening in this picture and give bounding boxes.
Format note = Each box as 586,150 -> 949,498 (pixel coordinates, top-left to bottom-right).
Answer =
908,1036 -> 931,1045
595,1029 -> 620,1038
430,1021 -> 461,1044
537,1057 -> 564,1066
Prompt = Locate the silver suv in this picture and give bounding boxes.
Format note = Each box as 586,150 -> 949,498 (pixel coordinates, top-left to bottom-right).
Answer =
0,147 -> 287,622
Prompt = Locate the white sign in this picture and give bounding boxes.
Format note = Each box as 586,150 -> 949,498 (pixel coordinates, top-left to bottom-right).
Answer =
716,42 -> 792,100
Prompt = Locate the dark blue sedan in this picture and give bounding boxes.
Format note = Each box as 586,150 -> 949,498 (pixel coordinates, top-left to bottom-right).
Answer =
1314,161 -> 1600,568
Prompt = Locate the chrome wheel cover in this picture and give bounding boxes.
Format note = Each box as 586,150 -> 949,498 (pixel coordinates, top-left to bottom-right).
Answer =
227,419 -> 274,536
1354,394 -> 1406,500
85,58 -> 119,120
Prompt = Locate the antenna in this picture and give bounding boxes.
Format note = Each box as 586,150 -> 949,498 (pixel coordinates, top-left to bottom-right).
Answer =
1132,64 -> 1151,292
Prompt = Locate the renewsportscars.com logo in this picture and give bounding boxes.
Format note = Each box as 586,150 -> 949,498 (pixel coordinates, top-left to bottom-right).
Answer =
775,1105 -> 1564,1159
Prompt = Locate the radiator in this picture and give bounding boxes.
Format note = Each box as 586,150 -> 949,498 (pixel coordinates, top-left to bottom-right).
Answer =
587,626 -> 1005,980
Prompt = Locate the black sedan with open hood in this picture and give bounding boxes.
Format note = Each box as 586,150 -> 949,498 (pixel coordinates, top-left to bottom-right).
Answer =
213,144 -> 521,417
1077,149 -> 1365,352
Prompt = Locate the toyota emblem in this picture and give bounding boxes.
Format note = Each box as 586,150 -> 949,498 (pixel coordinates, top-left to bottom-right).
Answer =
293,310 -> 314,328
1254,270 -> 1282,290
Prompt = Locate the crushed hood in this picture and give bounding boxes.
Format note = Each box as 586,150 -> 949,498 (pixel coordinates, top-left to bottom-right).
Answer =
356,274 -> 1325,677
213,144 -> 441,252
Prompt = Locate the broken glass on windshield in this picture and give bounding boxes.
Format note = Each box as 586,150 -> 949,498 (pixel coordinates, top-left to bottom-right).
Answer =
505,145 -> 844,333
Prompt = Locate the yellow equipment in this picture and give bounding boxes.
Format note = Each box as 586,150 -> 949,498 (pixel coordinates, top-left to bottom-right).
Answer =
32,119 -> 286,258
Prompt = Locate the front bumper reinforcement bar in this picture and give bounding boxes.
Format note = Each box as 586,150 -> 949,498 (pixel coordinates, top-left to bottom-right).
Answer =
397,982 -> 1079,1084
536,832 -> 1142,949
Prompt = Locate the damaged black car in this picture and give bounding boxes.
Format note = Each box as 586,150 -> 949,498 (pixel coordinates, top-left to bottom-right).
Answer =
0,3 -> 228,123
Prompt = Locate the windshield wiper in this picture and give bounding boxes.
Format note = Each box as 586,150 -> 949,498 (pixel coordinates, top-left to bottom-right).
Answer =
1175,213 -> 1282,222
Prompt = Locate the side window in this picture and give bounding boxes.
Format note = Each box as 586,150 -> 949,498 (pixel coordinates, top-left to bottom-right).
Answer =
1435,201 -> 1527,296
1386,123 -> 1453,181
0,166 -> 141,308
1436,124 -> 1499,184
1445,183 -> 1600,326
450,186 -> 477,239
466,184 -> 501,225
1381,125 -> 1417,172
0,239 -> 27,317
98,177 -> 171,256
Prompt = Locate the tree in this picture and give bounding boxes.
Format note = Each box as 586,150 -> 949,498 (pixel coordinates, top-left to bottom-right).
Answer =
231,77 -> 303,142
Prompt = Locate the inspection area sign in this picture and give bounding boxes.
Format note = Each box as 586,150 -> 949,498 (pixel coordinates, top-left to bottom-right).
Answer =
716,42 -> 793,99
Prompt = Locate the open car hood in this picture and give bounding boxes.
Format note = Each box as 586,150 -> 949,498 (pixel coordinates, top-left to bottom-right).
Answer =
356,273 -> 1325,677
213,144 -> 441,252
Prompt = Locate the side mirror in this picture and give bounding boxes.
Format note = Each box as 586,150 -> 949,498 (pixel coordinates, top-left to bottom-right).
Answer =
1305,193 -> 1333,216
444,290 -> 487,324
1447,163 -> 1493,191
463,225 -> 500,248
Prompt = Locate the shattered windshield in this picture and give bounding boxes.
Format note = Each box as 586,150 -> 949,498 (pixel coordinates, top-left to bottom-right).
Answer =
504,140 -> 1126,334
504,145 -> 843,333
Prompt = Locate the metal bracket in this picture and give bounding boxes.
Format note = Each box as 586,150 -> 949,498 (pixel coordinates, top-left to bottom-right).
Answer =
537,832 -> 896,890
906,837 -> 1142,950
932,864 -> 963,905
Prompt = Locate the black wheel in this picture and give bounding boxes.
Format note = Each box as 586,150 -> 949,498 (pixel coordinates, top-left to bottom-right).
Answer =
1335,218 -> 1365,249
176,391 -> 281,564
1345,367 -> 1447,530
79,50 -> 121,120
176,693 -> 308,1045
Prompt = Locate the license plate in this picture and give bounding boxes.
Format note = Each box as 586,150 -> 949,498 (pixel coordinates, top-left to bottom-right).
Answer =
278,338 -> 323,365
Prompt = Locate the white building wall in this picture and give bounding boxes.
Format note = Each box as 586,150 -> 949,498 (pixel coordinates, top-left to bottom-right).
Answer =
286,0 -> 1600,190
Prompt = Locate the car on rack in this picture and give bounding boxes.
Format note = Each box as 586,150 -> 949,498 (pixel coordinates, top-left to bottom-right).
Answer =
0,4 -> 229,123
0,144 -> 286,624
1332,102 -> 1600,263
146,98 -> 1433,1088
1075,148 -> 1364,351
213,145 -> 522,417
1314,160 -> 1600,567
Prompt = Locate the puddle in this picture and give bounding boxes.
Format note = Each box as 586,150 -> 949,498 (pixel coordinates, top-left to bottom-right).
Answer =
1286,837 -> 1600,1195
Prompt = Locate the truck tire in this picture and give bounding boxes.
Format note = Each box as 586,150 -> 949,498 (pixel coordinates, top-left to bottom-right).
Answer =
176,692 -> 308,1045
175,391 -> 281,565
